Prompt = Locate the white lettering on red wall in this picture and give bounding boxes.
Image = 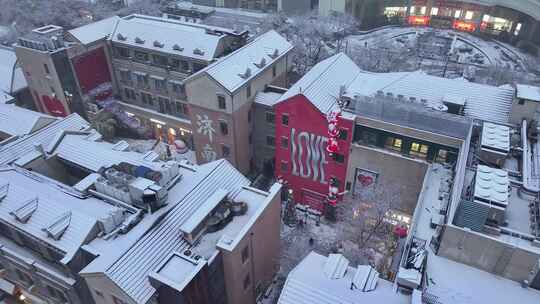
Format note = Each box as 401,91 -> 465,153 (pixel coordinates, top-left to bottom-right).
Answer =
290,128 -> 329,184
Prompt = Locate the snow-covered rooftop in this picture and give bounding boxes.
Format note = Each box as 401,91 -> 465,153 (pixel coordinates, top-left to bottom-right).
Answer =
277,53 -> 361,115
278,53 -> 515,124
0,166 -> 120,264
516,84 -> 540,102
481,122 -> 510,153
67,16 -> 121,45
196,30 -> 293,93
254,91 -> 283,107
0,114 -> 89,166
46,131 -> 163,172
0,46 -> 27,94
277,251 -> 410,304
0,104 -> 55,138
346,70 -> 515,125
102,159 -> 278,303
110,14 -> 230,61
410,164 -> 540,304
474,165 -> 509,207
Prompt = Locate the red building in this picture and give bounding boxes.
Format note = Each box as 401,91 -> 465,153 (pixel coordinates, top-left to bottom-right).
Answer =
274,55 -> 356,212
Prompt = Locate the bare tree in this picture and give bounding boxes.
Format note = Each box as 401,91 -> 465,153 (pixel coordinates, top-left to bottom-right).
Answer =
260,11 -> 358,76
338,184 -> 399,248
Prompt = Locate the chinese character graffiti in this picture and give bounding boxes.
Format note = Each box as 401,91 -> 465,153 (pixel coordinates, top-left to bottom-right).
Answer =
196,114 -> 216,143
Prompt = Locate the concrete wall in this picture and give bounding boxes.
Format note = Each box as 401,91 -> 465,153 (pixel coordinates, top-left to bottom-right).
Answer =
0,241 -> 83,304
252,102 -> 275,172
438,224 -> 540,282
15,46 -> 70,116
357,116 -> 464,149
220,186 -> 281,304
319,0 -> 348,16
83,273 -> 139,304
186,53 -> 290,173
278,0 -> 312,14
346,143 -> 429,215
510,98 -> 539,125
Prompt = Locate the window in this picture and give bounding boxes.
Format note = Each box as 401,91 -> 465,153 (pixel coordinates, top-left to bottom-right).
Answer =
241,246 -> 249,264
164,99 -> 172,114
410,142 -> 429,158
124,88 -> 136,100
154,78 -> 167,92
280,161 -> 288,172
360,131 -> 377,145
112,295 -> 128,304
218,95 -> 226,110
152,54 -> 168,67
272,65 -> 277,77
333,153 -> 345,163
134,50 -> 149,62
220,121 -> 229,135
246,84 -> 252,98
222,145 -> 230,157
46,285 -> 67,302
281,114 -> 289,126
266,136 -> 275,147
431,7 -> 438,16
44,63 -> 50,74
15,269 -> 33,285
171,82 -> 185,96
437,149 -> 448,162
181,60 -> 190,72
465,11 -> 474,20
518,99 -> 525,105
115,47 -> 130,58
265,112 -> 275,124
248,110 -> 252,123
338,129 -> 348,140
420,6 -> 426,15
141,92 -> 153,105
175,101 -> 189,116
157,97 -> 169,114
136,74 -> 149,88
281,137 -> 288,149
385,137 -> 402,152
243,274 -> 251,291
454,10 -> 461,18
193,62 -> 205,72
119,70 -> 131,82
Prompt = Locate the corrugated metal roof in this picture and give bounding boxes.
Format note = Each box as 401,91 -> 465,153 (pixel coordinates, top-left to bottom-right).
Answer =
277,251 -> 409,304
278,53 -> 515,124
106,159 -> 250,303
0,167 -> 117,264
348,70 -> 515,124
0,104 -> 55,137
49,133 -> 154,172
0,114 -> 89,165
202,30 -> 294,93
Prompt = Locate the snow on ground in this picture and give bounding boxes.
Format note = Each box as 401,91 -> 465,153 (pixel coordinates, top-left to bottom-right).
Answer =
345,26 -> 539,83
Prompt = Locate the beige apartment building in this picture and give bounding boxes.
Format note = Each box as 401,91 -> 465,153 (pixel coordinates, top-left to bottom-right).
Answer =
185,30 -> 293,173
